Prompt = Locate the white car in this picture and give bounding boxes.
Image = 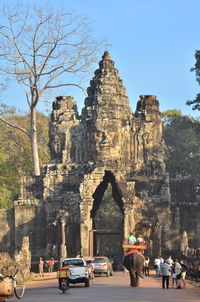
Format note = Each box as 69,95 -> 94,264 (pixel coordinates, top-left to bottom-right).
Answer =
62,258 -> 90,287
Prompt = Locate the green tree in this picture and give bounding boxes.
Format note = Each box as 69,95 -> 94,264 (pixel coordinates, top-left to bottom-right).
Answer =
186,50 -> 200,110
163,110 -> 200,179
0,104 -> 49,208
0,3 -> 102,175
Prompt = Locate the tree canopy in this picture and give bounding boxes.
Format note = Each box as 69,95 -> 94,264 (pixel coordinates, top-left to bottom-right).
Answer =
162,110 -> 200,179
0,104 -> 49,208
186,50 -> 200,110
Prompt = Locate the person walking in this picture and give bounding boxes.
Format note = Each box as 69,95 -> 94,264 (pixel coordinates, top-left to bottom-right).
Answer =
39,257 -> 44,277
167,256 -> 174,267
48,258 -> 55,275
171,262 -> 177,288
154,256 -> 161,276
175,259 -> 182,289
143,257 -> 150,276
86,260 -> 95,282
160,260 -> 171,289
180,260 -> 188,288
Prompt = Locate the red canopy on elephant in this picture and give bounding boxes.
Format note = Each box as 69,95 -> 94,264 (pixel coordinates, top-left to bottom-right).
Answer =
126,249 -> 144,258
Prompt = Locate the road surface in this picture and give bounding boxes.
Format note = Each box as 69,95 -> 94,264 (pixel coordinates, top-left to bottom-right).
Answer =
9,271 -> 200,302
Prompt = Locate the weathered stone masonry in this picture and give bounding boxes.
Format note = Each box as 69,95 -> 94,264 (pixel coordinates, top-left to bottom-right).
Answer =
0,51 -> 199,262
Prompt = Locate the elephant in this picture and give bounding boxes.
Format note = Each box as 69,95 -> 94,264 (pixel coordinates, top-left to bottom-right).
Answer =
123,252 -> 144,287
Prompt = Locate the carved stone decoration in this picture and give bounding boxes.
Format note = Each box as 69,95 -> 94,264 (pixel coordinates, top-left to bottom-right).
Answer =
14,236 -> 31,280
6,51 -> 199,262
180,231 -> 189,255
53,210 -> 69,259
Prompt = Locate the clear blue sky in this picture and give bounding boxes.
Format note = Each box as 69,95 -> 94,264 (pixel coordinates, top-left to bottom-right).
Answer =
1,0 -> 200,117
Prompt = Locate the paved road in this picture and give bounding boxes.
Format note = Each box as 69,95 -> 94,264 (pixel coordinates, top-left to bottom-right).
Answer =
9,271 -> 200,302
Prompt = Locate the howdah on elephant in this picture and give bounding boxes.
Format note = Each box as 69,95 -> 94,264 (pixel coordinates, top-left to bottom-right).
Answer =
123,252 -> 144,287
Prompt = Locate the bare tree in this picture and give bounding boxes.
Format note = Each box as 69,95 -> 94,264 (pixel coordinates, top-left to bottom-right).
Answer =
0,3 -> 102,175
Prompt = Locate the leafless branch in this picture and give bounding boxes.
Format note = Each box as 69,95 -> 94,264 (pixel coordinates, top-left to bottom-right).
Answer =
0,116 -> 30,137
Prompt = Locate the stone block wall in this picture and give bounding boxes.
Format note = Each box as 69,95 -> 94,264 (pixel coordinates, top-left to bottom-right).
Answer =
0,208 -> 15,253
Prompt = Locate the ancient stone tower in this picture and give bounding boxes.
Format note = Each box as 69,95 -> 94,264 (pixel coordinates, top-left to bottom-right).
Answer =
41,51 -> 171,260
3,51 -> 199,265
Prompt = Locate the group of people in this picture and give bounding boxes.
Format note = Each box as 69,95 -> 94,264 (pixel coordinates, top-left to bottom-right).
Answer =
127,232 -> 145,245
38,257 -> 55,277
153,256 -> 188,289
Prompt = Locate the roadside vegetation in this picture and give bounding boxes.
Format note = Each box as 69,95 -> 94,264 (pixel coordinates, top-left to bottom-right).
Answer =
162,110 -> 200,179
0,103 -> 49,208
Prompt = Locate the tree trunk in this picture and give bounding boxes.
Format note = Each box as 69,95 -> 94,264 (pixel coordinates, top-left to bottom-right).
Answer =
30,105 -> 40,176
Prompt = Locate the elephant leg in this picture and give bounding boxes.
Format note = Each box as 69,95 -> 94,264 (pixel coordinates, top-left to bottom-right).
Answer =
129,272 -> 140,287
135,272 -> 140,287
129,271 -> 135,287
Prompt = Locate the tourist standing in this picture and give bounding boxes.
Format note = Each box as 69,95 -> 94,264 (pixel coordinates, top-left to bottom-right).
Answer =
175,259 -> 182,289
167,255 -> 174,267
39,257 -> 44,277
48,258 -> 55,275
154,256 -> 161,276
180,260 -> 188,288
86,260 -> 95,281
143,257 -> 150,276
160,260 -> 171,289
171,262 -> 177,288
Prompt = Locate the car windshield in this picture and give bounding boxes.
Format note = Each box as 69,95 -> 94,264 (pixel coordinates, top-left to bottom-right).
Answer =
93,258 -> 107,263
63,259 -> 85,266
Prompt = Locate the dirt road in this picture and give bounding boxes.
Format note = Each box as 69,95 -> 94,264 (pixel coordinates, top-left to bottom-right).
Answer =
9,271 -> 200,302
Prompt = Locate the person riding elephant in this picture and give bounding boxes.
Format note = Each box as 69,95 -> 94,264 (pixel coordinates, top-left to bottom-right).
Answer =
123,251 -> 144,287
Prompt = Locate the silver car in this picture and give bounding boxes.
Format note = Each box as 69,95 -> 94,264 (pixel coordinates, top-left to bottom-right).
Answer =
93,256 -> 113,277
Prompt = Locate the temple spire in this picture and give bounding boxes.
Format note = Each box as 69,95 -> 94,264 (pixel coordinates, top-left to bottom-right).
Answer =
102,50 -> 111,61
82,51 -> 131,118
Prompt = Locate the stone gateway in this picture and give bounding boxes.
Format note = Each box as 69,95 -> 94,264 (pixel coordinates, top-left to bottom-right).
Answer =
0,52 -> 199,265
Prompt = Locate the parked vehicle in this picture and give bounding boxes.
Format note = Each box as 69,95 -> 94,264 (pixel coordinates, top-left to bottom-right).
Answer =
93,256 -> 113,277
61,258 -> 90,287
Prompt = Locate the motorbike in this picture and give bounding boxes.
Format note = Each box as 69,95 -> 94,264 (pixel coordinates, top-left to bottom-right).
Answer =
57,267 -> 71,293
59,277 -> 70,293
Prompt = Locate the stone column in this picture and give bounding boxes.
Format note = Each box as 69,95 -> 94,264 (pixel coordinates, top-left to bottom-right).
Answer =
80,201 -> 93,257
123,201 -> 135,240
54,210 -> 68,260
157,224 -> 162,256
60,216 -> 67,259
123,209 -> 130,240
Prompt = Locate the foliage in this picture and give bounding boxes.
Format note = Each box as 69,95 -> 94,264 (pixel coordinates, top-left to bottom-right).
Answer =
0,184 -> 13,209
186,50 -> 200,110
161,109 -> 182,123
163,110 -> 200,179
0,104 -> 49,208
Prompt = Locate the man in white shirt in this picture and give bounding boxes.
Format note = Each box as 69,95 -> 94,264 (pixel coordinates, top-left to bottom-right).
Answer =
154,257 -> 161,276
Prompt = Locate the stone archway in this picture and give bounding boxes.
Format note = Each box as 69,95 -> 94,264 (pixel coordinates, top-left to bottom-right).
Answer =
90,171 -> 124,269
80,168 -> 136,258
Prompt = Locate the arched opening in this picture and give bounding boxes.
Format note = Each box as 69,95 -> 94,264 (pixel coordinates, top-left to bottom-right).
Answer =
90,171 -> 124,270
